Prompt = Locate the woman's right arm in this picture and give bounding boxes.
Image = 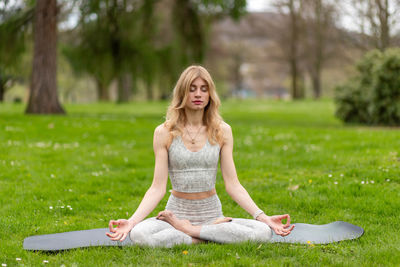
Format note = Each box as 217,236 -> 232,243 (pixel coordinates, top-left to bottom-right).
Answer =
106,124 -> 169,241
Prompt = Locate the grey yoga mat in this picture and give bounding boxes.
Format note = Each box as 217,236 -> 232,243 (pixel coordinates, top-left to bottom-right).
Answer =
23,221 -> 364,251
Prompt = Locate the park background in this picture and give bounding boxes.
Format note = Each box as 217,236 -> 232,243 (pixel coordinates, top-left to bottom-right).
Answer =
1,0 -> 400,266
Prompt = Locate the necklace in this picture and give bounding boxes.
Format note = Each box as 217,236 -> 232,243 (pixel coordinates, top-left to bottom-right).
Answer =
185,124 -> 202,144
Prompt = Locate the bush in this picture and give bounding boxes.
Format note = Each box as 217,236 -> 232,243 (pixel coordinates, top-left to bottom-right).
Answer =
335,48 -> 400,126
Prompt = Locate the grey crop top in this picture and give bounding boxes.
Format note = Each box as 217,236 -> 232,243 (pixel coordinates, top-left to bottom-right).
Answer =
168,135 -> 220,193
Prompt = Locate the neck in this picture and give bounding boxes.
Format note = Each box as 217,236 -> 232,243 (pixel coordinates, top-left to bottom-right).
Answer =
184,107 -> 204,127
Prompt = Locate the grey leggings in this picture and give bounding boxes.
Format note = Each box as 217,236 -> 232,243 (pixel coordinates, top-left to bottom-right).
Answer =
129,217 -> 272,247
129,194 -> 272,247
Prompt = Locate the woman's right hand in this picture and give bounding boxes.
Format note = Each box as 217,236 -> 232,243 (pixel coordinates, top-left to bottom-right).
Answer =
106,219 -> 135,242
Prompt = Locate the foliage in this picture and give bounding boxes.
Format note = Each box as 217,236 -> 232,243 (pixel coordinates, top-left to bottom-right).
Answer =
0,2 -> 33,99
335,48 -> 400,125
0,100 -> 399,266
62,0 -> 247,101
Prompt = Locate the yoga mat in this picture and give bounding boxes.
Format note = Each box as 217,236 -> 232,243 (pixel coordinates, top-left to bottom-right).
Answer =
23,228 -> 133,251
270,221 -> 364,244
23,221 -> 364,251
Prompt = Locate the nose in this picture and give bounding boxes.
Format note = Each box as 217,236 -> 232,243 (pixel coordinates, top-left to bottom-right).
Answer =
194,88 -> 202,97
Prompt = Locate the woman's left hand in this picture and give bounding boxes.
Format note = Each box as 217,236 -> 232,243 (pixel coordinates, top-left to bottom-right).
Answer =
259,214 -> 295,236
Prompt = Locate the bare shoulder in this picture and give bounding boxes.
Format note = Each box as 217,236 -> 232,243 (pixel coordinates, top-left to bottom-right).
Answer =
220,121 -> 233,147
153,123 -> 170,147
220,121 -> 232,136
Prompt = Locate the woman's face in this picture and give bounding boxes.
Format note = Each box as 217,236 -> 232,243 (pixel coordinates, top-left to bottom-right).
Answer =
185,77 -> 210,110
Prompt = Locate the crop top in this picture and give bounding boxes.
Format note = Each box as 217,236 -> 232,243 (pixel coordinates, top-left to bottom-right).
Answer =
168,135 -> 220,193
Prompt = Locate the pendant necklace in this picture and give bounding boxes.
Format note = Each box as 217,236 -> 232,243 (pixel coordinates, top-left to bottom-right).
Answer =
185,125 -> 202,144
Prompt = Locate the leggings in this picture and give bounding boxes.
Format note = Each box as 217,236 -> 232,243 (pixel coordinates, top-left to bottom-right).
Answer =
129,194 -> 272,247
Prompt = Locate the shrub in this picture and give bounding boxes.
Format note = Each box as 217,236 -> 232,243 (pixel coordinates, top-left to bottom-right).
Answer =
335,48 -> 400,126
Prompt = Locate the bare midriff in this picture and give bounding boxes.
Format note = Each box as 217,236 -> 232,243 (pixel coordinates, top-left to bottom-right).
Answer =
171,188 -> 216,200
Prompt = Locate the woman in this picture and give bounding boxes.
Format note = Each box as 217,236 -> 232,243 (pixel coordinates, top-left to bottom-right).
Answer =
106,65 -> 294,247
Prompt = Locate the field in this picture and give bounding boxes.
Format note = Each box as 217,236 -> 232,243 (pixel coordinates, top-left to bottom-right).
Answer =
0,100 -> 399,266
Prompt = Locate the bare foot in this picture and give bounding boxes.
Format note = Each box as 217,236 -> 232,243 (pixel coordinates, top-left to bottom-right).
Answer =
156,210 -> 201,238
213,217 -> 232,224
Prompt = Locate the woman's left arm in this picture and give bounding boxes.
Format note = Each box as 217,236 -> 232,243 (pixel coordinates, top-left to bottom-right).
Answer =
220,122 -> 294,236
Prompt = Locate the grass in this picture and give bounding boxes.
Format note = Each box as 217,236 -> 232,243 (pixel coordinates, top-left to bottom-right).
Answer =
0,99 -> 399,266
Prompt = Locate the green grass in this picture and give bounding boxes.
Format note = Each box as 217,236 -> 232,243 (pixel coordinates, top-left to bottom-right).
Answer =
0,100 -> 399,266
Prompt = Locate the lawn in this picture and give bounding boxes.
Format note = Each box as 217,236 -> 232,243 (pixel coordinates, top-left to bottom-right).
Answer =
0,100 -> 399,266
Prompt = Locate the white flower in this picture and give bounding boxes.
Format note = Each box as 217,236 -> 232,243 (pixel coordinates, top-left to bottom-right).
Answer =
340,174 -> 344,177
50,174 -> 55,178
49,206 -> 53,210
69,208 -> 73,210
61,206 -> 64,208
371,180 -> 374,184
361,181 -> 365,184
328,174 -> 332,178
2,263 -> 7,266
334,181 -> 338,185
386,179 -> 390,182
43,260 -> 49,263
16,258 -> 21,261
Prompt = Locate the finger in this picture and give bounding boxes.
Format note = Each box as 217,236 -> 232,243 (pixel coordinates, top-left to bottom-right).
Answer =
108,220 -> 117,232
274,228 -> 283,235
281,225 -> 295,235
110,233 -> 123,241
284,214 -> 291,227
283,224 -> 294,232
277,214 -> 289,221
106,232 -> 118,238
283,225 -> 295,232
120,233 -> 128,242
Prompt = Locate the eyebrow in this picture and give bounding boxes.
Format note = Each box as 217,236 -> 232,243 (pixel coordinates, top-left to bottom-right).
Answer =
190,85 -> 208,88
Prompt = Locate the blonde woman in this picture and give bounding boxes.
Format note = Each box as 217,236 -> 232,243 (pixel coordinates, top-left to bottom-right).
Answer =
106,65 -> 294,246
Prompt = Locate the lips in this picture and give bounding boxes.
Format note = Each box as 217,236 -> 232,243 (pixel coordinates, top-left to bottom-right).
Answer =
193,101 -> 203,104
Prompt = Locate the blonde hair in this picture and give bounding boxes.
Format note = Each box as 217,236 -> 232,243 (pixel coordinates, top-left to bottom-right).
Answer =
164,65 -> 224,146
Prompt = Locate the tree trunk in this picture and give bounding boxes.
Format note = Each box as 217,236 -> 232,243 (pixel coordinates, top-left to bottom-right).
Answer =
0,75 -> 4,102
311,70 -> 321,99
26,0 -> 64,114
145,79 -> 153,100
117,73 -> 131,103
377,0 -> 390,50
312,0 -> 323,99
95,78 -> 109,101
289,0 -> 302,99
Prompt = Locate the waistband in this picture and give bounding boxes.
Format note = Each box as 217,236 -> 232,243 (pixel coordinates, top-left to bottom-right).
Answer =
165,193 -> 224,225
171,188 -> 216,200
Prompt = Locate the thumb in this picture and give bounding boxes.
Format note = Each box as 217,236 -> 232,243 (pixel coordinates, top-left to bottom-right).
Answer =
276,214 -> 289,221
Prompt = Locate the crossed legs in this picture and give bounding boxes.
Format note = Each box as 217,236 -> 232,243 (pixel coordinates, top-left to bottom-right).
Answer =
129,210 -> 272,247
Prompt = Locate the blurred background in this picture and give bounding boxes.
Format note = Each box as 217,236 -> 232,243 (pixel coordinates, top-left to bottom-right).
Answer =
0,0 -> 399,107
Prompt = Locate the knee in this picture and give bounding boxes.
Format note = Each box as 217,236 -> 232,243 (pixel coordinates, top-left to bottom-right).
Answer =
252,223 -> 272,242
130,227 -> 153,246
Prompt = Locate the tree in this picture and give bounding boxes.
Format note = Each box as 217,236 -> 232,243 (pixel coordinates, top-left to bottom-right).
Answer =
271,0 -> 305,99
26,0 -> 65,114
302,0 -> 340,98
347,0 -> 400,50
64,0 -> 157,102
64,0 -> 246,102
0,2 -> 33,102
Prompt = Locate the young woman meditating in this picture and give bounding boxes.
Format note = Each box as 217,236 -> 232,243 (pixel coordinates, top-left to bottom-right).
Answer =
106,65 -> 294,247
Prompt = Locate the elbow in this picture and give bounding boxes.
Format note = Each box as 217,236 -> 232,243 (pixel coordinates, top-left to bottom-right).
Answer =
225,182 -> 242,197
148,185 -> 166,199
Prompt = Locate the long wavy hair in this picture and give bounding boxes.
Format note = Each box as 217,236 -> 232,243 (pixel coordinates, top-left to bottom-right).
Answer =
164,65 -> 224,146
